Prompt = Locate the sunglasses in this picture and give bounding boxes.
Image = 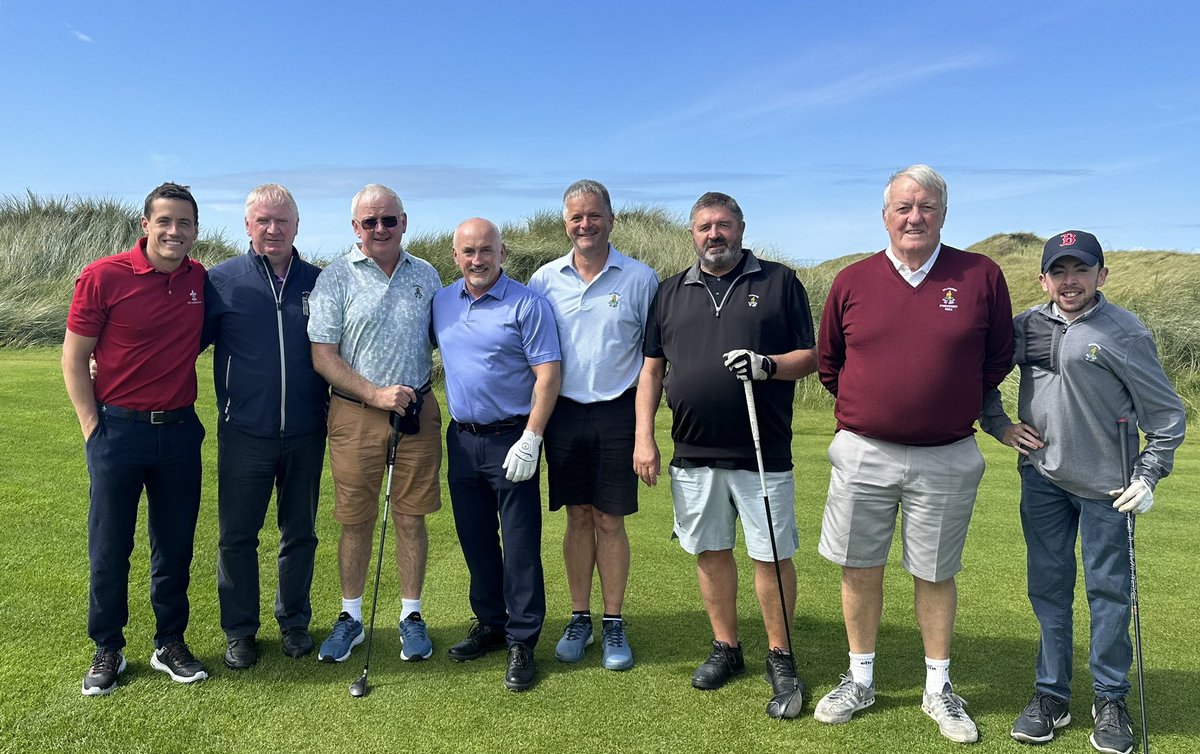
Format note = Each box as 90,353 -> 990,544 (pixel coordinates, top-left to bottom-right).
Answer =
359,215 -> 400,230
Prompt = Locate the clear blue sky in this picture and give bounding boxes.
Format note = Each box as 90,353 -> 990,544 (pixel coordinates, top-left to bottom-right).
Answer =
1,0 -> 1196,263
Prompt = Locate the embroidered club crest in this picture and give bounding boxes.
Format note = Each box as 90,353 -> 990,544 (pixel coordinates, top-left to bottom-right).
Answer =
187,289 -> 201,305
608,292 -> 621,308
939,287 -> 958,311
414,285 -> 423,299
747,294 -> 760,308
1085,343 -> 1102,363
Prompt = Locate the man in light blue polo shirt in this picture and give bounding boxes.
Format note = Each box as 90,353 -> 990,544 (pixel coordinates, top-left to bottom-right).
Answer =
307,184 -> 443,666
528,179 -> 658,670
433,217 -> 561,692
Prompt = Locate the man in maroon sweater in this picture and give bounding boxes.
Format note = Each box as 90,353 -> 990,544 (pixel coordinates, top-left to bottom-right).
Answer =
813,165 -> 1013,743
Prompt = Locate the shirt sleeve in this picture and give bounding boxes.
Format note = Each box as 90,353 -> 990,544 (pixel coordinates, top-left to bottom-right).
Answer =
642,287 -> 665,359
982,265 -> 1016,393
306,263 -> 343,345
519,293 -> 562,366
817,277 -> 846,397
787,275 -> 816,350
66,265 -> 108,337
1122,332 -> 1187,486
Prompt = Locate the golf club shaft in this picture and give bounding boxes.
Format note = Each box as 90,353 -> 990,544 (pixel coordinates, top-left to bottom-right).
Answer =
360,426 -> 402,678
743,381 -> 794,658
1118,418 -> 1149,753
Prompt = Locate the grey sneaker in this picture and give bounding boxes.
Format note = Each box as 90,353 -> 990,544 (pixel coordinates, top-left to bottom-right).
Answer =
922,682 -> 979,743
1090,697 -> 1133,754
1011,691 -> 1071,743
814,673 -> 876,724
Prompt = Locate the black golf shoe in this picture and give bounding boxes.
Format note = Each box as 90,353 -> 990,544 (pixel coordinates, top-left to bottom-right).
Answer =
224,636 -> 257,670
82,648 -> 126,696
503,643 -> 536,691
448,619 -> 506,662
764,648 -> 807,718
1090,697 -> 1133,754
281,627 -> 314,658
691,640 -> 745,690
151,641 -> 208,683
1011,691 -> 1070,743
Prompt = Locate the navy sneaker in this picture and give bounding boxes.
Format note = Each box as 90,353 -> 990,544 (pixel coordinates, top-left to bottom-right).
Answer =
601,619 -> 633,671
1011,691 -> 1071,743
399,612 -> 433,661
1090,697 -> 1133,754
317,612 -> 364,663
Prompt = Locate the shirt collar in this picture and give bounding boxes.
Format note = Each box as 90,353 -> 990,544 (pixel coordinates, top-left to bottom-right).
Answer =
885,243 -> 941,276
131,236 -> 193,276
459,271 -> 511,301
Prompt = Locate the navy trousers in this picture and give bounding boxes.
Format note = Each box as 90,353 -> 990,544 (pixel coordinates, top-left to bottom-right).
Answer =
216,424 -> 325,639
446,422 -> 545,648
85,412 -> 204,651
1020,465 -> 1133,700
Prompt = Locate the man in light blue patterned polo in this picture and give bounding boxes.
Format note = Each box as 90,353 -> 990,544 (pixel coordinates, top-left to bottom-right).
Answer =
307,184 -> 443,665
528,179 -> 658,671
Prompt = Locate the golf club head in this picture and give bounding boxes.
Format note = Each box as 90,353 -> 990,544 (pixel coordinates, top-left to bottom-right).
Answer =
766,682 -> 806,720
348,672 -> 369,698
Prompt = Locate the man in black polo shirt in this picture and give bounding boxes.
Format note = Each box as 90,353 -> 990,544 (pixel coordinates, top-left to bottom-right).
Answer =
634,191 -> 817,717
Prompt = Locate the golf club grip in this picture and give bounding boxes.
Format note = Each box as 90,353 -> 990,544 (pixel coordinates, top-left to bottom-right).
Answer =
742,381 -> 761,444
387,428 -> 400,466
1118,418 -> 1131,484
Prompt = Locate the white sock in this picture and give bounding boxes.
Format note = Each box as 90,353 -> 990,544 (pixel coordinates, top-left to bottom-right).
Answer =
401,598 -> 422,621
342,597 -> 363,623
925,657 -> 951,695
849,651 -> 875,688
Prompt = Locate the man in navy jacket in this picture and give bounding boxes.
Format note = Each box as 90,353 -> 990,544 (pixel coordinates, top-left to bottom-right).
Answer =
203,184 -> 329,668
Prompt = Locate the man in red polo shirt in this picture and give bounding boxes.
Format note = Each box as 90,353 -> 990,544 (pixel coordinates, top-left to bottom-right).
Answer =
63,182 -> 210,696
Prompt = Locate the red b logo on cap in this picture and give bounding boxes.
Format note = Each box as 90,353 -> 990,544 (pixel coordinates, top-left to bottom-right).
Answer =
1060,232 -> 1076,247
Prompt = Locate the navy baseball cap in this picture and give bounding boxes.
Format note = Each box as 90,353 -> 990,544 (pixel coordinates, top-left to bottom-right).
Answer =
1042,230 -> 1104,272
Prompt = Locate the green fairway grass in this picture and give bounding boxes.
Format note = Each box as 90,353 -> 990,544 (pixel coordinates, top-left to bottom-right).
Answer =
1,348 -> 1196,753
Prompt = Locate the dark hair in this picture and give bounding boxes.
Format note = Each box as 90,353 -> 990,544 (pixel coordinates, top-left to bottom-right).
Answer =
689,191 -> 743,225
143,182 -> 198,223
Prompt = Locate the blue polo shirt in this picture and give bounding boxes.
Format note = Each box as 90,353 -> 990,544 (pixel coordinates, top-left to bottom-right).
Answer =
433,272 -> 562,424
528,245 -> 658,403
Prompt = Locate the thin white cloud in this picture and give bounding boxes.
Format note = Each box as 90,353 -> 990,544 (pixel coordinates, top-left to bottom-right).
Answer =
624,48 -> 1001,138
66,25 -> 93,43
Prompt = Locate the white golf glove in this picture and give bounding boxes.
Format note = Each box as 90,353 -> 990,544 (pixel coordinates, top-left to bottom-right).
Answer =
502,430 -> 542,483
723,349 -> 776,381
1108,477 -> 1154,515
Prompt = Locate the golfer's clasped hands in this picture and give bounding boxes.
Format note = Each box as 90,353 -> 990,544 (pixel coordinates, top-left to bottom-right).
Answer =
503,430 -> 542,483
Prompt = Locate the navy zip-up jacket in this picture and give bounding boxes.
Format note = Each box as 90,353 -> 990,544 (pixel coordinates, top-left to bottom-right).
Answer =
203,247 -> 329,437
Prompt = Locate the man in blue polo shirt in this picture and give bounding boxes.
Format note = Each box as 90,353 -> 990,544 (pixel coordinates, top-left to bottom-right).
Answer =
433,217 -> 561,692
528,179 -> 658,670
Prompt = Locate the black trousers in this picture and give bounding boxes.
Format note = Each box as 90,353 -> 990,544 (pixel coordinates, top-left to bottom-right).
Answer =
216,424 -> 325,639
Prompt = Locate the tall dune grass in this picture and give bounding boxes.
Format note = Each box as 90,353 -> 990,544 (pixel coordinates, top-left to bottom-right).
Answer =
0,193 -> 239,347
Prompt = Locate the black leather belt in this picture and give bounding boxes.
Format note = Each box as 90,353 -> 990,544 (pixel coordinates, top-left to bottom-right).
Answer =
98,403 -> 194,425
455,416 -> 527,434
332,383 -> 431,406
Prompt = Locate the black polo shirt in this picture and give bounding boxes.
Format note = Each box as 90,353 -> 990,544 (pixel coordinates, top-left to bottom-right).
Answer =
643,250 -> 815,470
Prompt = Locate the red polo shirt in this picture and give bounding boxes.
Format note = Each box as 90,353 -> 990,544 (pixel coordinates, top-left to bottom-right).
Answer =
67,238 -> 207,411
